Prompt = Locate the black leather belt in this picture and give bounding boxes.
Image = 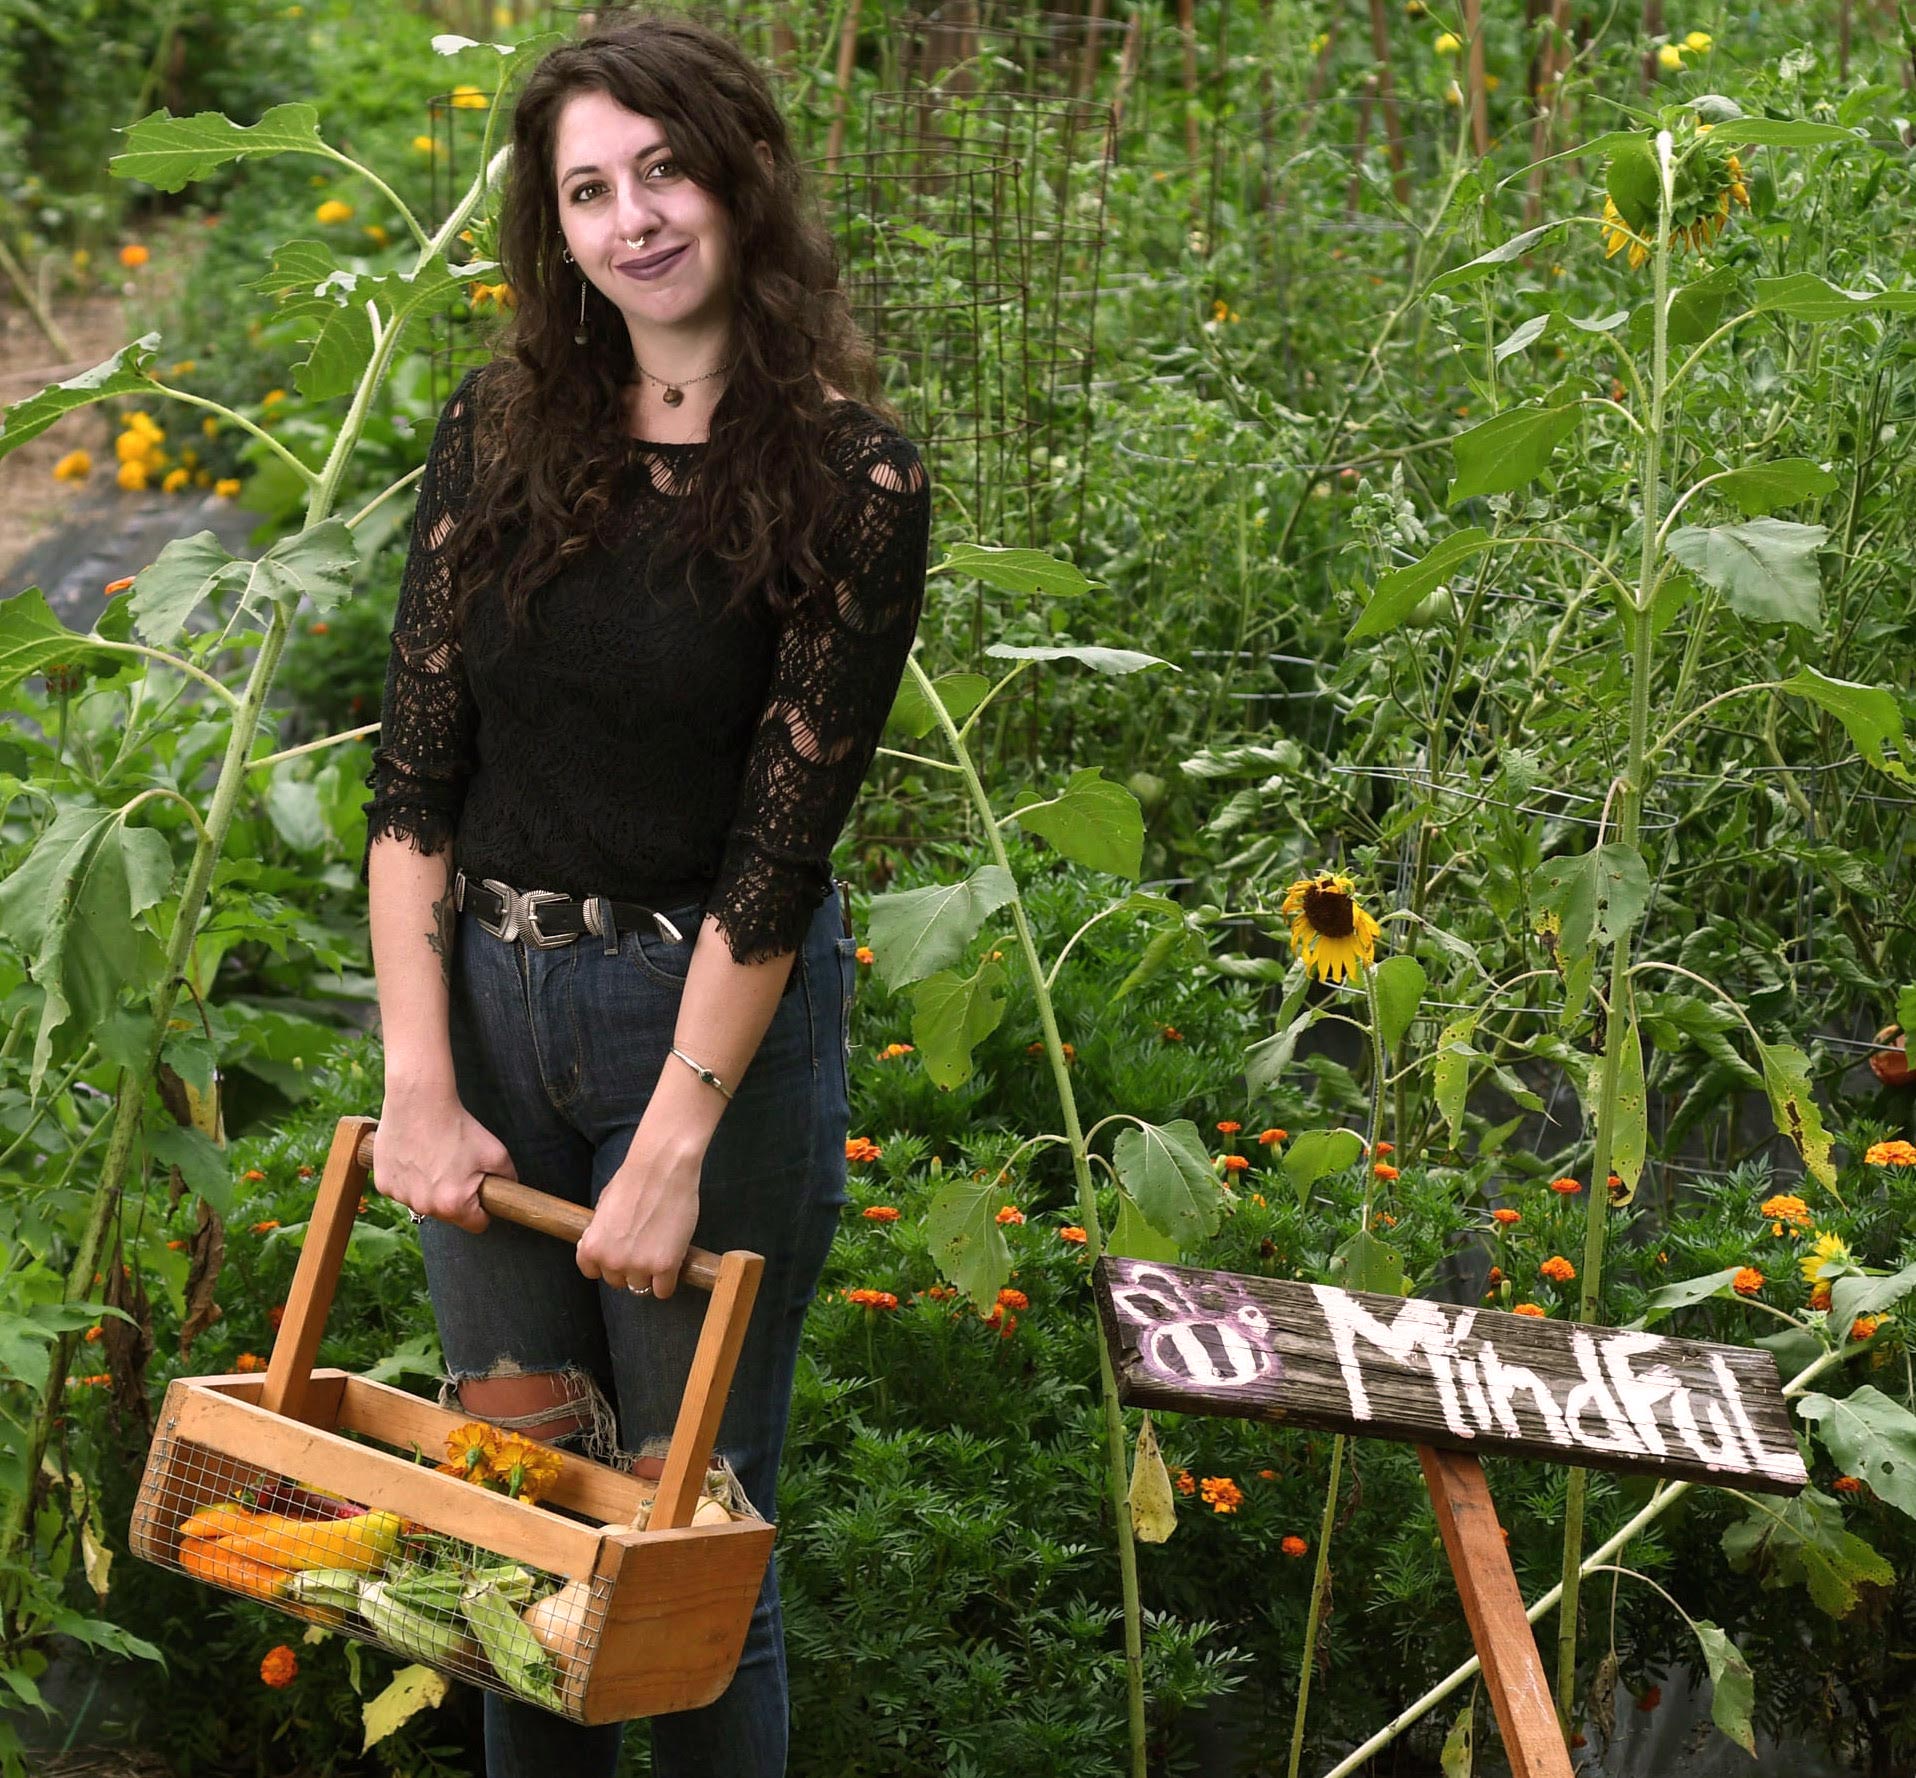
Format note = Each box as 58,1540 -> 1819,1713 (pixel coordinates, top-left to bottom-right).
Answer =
453,869 -> 687,950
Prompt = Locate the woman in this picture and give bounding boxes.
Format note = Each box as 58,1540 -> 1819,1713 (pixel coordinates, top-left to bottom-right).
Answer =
360,15 -> 929,1776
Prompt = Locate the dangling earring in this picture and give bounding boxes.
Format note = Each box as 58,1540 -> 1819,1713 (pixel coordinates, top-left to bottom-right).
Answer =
560,244 -> 587,345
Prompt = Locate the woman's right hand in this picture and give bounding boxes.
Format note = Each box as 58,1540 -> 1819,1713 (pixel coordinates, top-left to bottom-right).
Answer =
372,1083 -> 517,1234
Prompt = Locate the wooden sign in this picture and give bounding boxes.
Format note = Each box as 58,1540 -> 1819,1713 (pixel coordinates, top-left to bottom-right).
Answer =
1092,1258 -> 1806,1495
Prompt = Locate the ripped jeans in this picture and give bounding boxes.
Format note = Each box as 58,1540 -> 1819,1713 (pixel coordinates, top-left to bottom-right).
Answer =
418,885 -> 855,1778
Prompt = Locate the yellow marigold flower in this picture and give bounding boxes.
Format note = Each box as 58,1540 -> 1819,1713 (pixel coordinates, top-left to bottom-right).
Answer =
71,248 -> 90,270
451,83 -> 490,109
202,416 -> 220,438
1200,1475 -> 1244,1514
491,1433 -> 563,1504
263,389 -> 287,408
1683,30 -> 1712,51
1657,42 -> 1684,70
1280,872 -> 1380,983
1865,1140 -> 1916,1167
117,460 -> 149,491
1434,31 -> 1461,53
1800,1231 -> 1852,1286
443,1419 -> 502,1480
314,199 -> 354,225
412,134 -> 437,154
118,243 -> 149,269
1307,31 -> 1330,55
53,450 -> 92,482
215,477 -> 242,499
363,224 -> 391,248
162,467 -> 191,493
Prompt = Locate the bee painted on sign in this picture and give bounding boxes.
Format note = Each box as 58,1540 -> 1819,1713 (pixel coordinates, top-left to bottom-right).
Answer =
1092,1257 -> 1806,1496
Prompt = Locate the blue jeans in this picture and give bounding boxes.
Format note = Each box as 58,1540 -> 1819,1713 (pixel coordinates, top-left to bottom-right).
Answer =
418,885 -> 856,1778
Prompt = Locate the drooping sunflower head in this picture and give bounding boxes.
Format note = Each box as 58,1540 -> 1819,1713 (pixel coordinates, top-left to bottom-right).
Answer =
1280,872 -> 1381,983
1599,118 -> 1750,273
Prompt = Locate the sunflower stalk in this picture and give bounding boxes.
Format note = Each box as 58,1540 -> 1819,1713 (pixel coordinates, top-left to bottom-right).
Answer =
903,648 -> 1149,1778
1552,127 -> 1675,1732
1286,922 -> 1390,1777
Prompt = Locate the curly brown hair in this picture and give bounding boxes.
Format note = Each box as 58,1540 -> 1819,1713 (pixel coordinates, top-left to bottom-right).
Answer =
442,10 -> 887,634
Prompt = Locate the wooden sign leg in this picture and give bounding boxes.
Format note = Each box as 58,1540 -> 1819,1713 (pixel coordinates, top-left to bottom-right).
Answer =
1416,1445 -> 1573,1778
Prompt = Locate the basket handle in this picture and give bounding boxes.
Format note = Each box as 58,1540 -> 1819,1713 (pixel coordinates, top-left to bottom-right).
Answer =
261,1116 -> 763,1531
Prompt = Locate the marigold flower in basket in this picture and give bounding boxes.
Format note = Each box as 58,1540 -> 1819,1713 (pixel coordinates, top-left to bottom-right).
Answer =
1732,1267 -> 1764,1298
1540,1255 -> 1576,1284
1279,872 -> 1379,983
1865,1139 -> 1916,1168
1199,1476 -> 1243,1514
259,1645 -> 298,1688
442,1419 -> 502,1481
490,1433 -> 562,1505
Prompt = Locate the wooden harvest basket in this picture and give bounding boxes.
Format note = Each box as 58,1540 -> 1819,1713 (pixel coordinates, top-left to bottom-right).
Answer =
130,1115 -> 776,1724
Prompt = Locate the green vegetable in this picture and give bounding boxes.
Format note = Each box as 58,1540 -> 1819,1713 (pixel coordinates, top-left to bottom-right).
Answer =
360,1577 -> 477,1666
462,1578 -> 564,1708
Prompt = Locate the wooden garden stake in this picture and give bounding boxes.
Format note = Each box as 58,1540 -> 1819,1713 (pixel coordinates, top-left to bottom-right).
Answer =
1465,0 -> 1489,157
824,0 -> 863,167
1091,1257 -> 1805,1773
1524,0 -> 1571,225
1075,0 -> 1110,99
1108,11 -> 1143,159
1365,0 -> 1411,207
1178,0 -> 1201,168
1346,78 -> 1375,219
1641,0 -> 1663,88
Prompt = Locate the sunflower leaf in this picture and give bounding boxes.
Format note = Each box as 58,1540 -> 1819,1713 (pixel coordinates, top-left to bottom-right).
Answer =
909,961 -> 1007,1090
1329,1228 -> 1408,1297
866,867 -> 1017,990
1426,221 -> 1569,296
1446,396 -> 1584,505
1113,1120 -> 1225,1247
1434,1015 -> 1478,1150
1781,667 -> 1913,783
1608,1017 -> 1647,1205
1110,1192 -> 1180,1264
1667,518 -> 1827,631
1281,1129 -> 1366,1208
939,544 -> 1094,598
1753,1038 -> 1836,1189
1692,1622 -> 1757,1756
1347,528 -> 1491,643
1710,458 -> 1839,517
1605,134 -> 1662,234
1752,273 -> 1916,319
1721,1486 -> 1893,1618
1535,843 -> 1651,961
111,103 -> 327,190
1010,768 -> 1143,877
1128,1412 -> 1178,1543
1372,955 -> 1427,1056
1796,1387 -> 1916,1522
924,1172 -> 1013,1312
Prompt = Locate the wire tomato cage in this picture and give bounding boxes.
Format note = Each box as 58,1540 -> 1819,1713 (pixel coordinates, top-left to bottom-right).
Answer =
130,1115 -> 770,1725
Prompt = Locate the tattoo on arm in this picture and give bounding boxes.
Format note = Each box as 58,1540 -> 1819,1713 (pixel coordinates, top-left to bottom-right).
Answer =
427,887 -> 455,987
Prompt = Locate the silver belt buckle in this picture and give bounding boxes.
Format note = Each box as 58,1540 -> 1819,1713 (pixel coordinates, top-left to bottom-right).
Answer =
517,888 -> 578,949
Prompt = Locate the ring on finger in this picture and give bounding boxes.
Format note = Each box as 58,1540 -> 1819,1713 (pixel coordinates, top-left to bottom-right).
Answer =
626,1282 -> 653,1298
408,1209 -> 428,1226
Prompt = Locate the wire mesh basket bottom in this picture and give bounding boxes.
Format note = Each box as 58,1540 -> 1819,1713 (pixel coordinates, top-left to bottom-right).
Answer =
133,1429 -> 612,1720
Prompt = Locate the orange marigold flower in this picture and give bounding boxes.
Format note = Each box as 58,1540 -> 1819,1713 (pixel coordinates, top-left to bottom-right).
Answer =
1373,1142 -> 1394,1156
235,1353 -> 266,1372
1280,1534 -> 1308,1557
1760,1193 -> 1811,1230
1172,1468 -> 1196,1496
876,1042 -> 914,1060
1372,1162 -> 1399,1181
251,1220 -> 279,1235
1486,1266 -> 1504,1285
1637,1686 -> 1661,1712
1833,1475 -> 1864,1494
1258,1468 -> 1278,1481
165,1238 -> 187,1251
103,576 -> 134,597
1220,1154 -> 1251,1174
119,243 -> 150,269
267,1304 -> 285,1329
1377,1211 -> 1397,1227
259,1645 -> 298,1688
1732,1267 -> 1764,1297
1059,1225 -> 1088,1244
1199,1476 -> 1244,1514
1540,1255 -> 1576,1284
1217,1120 -> 1242,1135
1810,1283 -> 1833,1311
862,1205 -> 901,1222
1865,1139 -> 1916,1167
922,1284 -> 958,1301
997,1288 -> 1030,1311
1160,1025 -> 1184,1043
1026,1040 -> 1076,1060
83,1324 -> 103,1342
1851,1315 -> 1886,1343
855,945 -> 874,965
1257,1128 -> 1287,1146
995,1205 -> 1025,1225
296,1165 -> 314,1179
1549,1177 -> 1582,1195
244,1169 -> 266,1182
1491,1207 -> 1522,1226
845,1137 -> 882,1163
1512,1303 -> 1546,1318
842,1287 -> 899,1310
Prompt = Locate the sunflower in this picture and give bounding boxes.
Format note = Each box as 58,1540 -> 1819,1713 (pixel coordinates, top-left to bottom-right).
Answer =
1600,121 -> 1750,272
1799,1230 -> 1853,1288
1279,873 -> 1380,983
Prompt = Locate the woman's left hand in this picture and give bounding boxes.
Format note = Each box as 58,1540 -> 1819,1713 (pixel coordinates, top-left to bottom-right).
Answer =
577,1126 -> 704,1299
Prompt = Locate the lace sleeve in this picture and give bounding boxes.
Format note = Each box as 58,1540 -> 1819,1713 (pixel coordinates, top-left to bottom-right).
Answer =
358,371 -> 483,883
707,418 -> 931,963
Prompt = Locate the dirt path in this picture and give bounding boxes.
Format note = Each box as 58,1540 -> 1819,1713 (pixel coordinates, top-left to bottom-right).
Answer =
0,217 -> 205,588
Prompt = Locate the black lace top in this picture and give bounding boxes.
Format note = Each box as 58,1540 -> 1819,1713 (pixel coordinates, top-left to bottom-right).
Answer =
359,367 -> 931,963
